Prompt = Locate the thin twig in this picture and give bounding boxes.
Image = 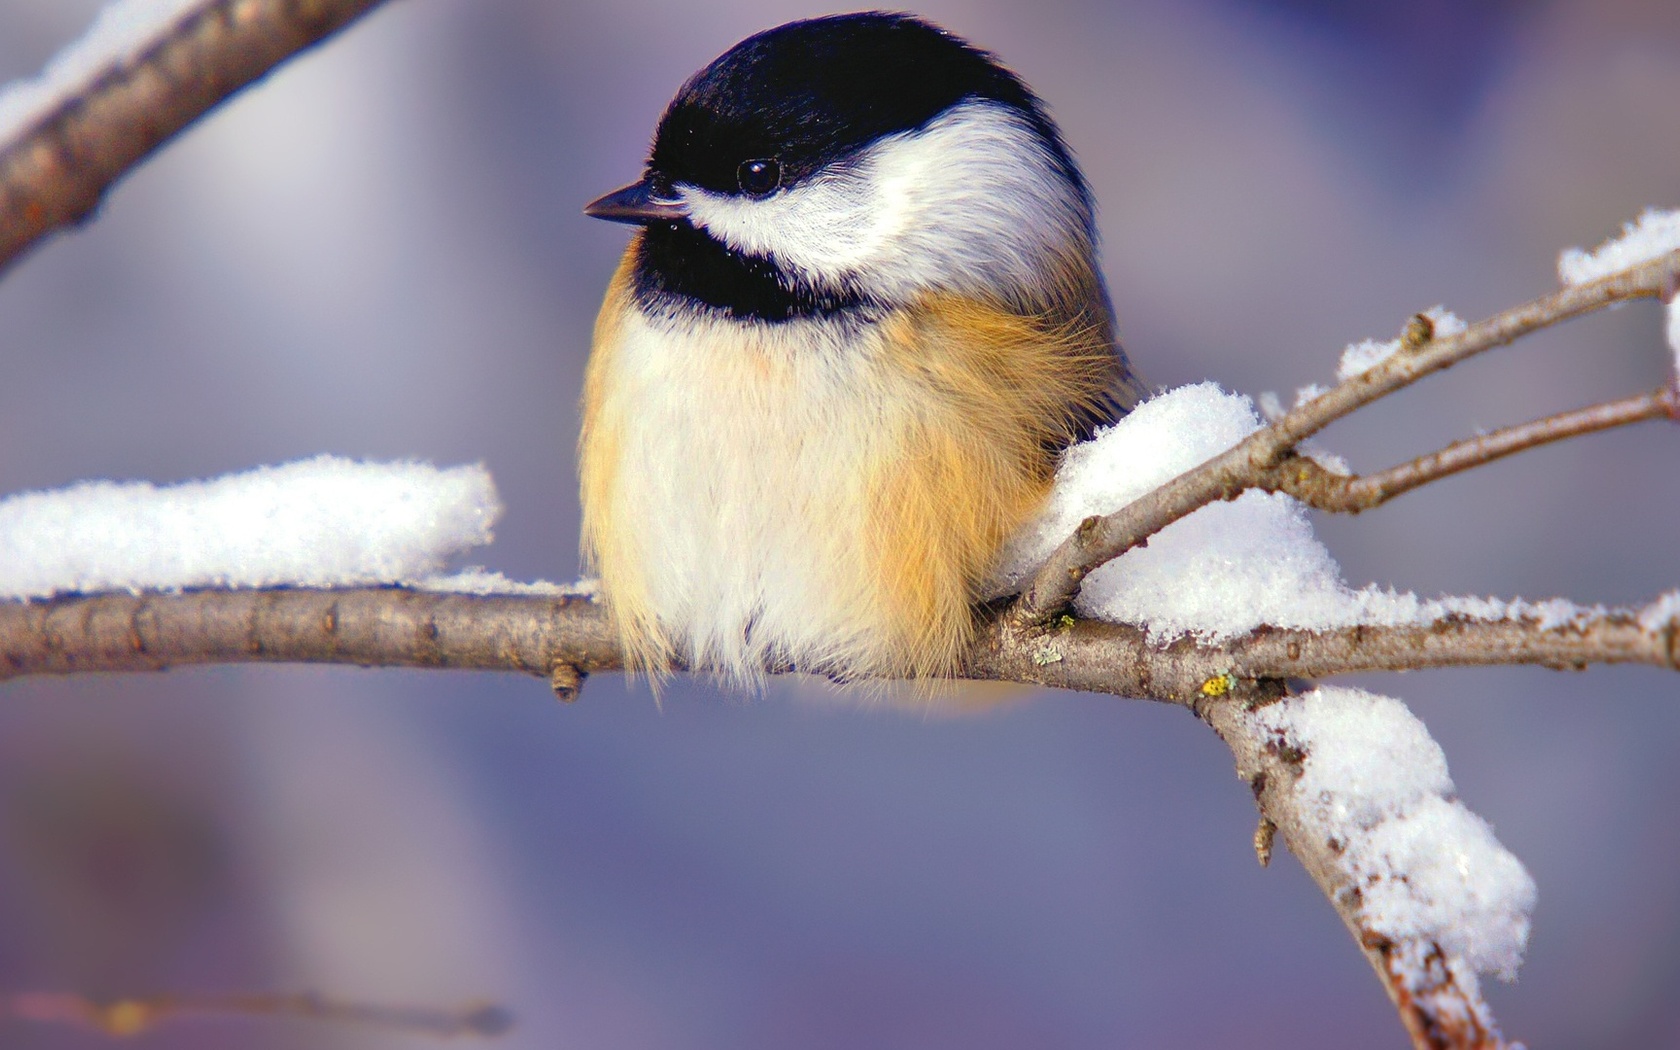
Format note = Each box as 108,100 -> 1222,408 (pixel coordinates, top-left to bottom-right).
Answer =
1011,252 -> 1680,625
0,0 -> 394,274
1260,385 -> 1680,513
0,989 -> 510,1038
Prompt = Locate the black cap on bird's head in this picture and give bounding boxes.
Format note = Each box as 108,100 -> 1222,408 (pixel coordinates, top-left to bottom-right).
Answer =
587,13 -> 1103,325
585,12 -> 1084,222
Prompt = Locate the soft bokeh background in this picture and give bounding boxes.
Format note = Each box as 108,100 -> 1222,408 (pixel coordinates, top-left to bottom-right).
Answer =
1,0 -> 1677,1046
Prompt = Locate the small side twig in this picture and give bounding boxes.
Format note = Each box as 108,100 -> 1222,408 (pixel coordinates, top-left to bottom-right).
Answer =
549,661 -> 587,702
1260,385 -> 1680,513
0,989 -> 510,1038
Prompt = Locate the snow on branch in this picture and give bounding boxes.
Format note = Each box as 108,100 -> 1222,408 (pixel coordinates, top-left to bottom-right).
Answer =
0,0 -> 391,273
1251,689 -> 1535,985
1206,692 -> 1527,1050
1558,209 -> 1680,375
1009,237 -> 1680,627
0,456 -> 503,598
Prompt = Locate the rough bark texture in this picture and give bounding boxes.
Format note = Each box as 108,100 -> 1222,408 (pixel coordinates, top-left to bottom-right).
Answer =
3,588 -> 1675,694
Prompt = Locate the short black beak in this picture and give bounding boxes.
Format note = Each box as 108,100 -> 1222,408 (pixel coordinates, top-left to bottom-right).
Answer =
584,179 -> 688,225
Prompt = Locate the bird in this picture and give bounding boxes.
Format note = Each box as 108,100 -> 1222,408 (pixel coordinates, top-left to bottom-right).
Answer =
579,12 -> 1144,686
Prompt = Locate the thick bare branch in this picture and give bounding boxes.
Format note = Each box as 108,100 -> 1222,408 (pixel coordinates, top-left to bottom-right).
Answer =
0,588 -> 620,682
0,0 -> 393,274
1012,252 -> 1680,624
1260,385 -> 1680,513
3,587 -> 1674,696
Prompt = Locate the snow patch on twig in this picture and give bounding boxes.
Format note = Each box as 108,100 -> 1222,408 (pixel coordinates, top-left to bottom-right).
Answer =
415,571 -> 595,598
1667,299 -> 1680,377
1639,590 -> 1680,634
0,0 -> 216,148
1336,306 -> 1466,381
1558,208 -> 1680,286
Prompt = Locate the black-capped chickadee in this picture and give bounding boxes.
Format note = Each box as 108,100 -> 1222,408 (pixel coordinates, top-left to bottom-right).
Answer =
580,12 -> 1144,684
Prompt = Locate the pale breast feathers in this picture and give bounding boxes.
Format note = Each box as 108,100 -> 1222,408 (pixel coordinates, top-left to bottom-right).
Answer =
580,238 -> 1129,683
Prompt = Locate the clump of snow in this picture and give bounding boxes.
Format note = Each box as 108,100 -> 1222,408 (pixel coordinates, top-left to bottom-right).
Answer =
0,0 -> 214,147
1559,210 -> 1680,374
1640,590 -> 1680,634
989,384 -> 1593,641
989,383 -> 1333,639
1336,306 -> 1467,381
1256,383 -> 1331,421
0,456 -> 500,599
1250,687 -> 1537,982
1668,299 -> 1680,375
1558,208 -> 1680,286
1294,382 -> 1330,408
416,570 -> 595,598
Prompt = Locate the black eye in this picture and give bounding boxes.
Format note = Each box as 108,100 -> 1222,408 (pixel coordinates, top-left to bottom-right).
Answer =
737,158 -> 781,198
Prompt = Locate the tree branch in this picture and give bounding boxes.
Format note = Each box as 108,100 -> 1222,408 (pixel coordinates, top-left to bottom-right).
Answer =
0,0 -> 393,275
1260,384 -> 1680,513
1011,253 -> 1680,625
1202,693 -> 1511,1050
9,583 -> 1669,1049
2,587 -> 1674,699
0,989 -> 509,1039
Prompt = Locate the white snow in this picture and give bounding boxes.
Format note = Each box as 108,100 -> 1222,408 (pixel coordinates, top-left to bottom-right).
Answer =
0,456 -> 501,599
1336,306 -> 1467,381
1639,590 -> 1680,634
1558,208 -> 1680,286
1668,299 -> 1680,376
415,570 -> 594,598
0,0 -> 215,148
989,383 -> 1597,641
1249,686 -> 1537,982
1257,383 -> 1331,421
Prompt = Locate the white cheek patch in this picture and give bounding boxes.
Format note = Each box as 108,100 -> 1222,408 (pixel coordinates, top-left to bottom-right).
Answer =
683,166 -> 888,275
677,101 -> 1092,304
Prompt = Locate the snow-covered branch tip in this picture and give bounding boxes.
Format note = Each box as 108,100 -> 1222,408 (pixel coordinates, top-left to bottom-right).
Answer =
1205,689 -> 1531,1050
1011,244 -> 1680,626
0,0 -> 392,274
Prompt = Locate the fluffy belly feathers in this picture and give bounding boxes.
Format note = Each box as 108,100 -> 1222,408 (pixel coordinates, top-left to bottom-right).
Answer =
580,259 -> 1105,683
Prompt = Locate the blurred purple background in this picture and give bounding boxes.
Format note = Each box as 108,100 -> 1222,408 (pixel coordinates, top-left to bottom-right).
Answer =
1,0 -> 1678,1047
